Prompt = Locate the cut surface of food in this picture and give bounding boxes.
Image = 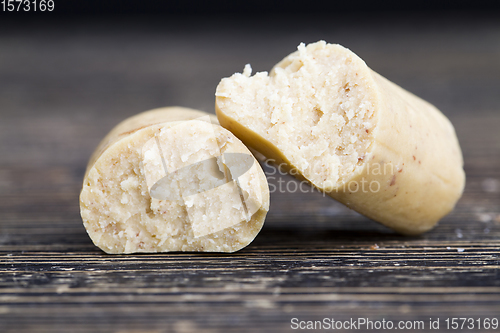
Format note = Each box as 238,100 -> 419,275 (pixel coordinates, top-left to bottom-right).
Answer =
80,107 -> 269,253
216,41 -> 465,235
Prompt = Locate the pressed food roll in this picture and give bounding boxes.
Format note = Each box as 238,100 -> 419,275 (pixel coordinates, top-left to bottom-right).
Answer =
80,107 -> 269,253
215,41 -> 465,235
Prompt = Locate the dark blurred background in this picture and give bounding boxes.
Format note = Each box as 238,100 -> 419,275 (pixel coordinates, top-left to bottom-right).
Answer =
0,0 -> 498,214
0,0 -> 499,224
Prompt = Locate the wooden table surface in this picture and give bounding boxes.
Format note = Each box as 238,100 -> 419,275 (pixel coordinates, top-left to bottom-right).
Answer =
1,13 -> 499,332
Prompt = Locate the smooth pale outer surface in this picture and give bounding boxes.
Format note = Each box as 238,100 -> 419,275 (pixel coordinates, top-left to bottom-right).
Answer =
80,107 -> 269,253
215,41 -> 465,235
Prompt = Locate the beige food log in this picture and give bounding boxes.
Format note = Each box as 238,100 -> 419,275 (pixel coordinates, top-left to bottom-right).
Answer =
80,107 -> 269,253
216,41 -> 465,235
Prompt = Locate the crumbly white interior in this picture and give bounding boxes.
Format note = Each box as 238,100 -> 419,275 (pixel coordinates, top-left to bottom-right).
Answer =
216,41 -> 376,188
80,120 -> 268,254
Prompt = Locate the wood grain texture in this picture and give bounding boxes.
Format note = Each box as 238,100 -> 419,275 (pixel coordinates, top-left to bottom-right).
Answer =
1,13 -> 500,333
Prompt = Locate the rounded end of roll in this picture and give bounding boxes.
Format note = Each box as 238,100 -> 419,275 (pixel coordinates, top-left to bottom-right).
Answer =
80,108 -> 269,254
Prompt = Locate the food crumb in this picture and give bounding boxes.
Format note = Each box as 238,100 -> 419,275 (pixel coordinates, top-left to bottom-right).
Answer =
478,213 -> 493,223
457,248 -> 465,253
481,178 -> 500,193
370,244 -> 379,250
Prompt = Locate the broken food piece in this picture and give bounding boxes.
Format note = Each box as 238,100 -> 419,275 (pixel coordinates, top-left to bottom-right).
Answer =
80,107 -> 269,253
215,41 -> 465,235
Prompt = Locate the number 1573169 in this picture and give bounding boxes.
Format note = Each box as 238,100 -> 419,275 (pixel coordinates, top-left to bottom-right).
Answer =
1,0 -> 54,11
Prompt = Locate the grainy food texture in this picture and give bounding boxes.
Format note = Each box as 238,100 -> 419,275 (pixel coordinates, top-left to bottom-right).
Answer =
215,41 -> 465,235
80,107 -> 270,253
